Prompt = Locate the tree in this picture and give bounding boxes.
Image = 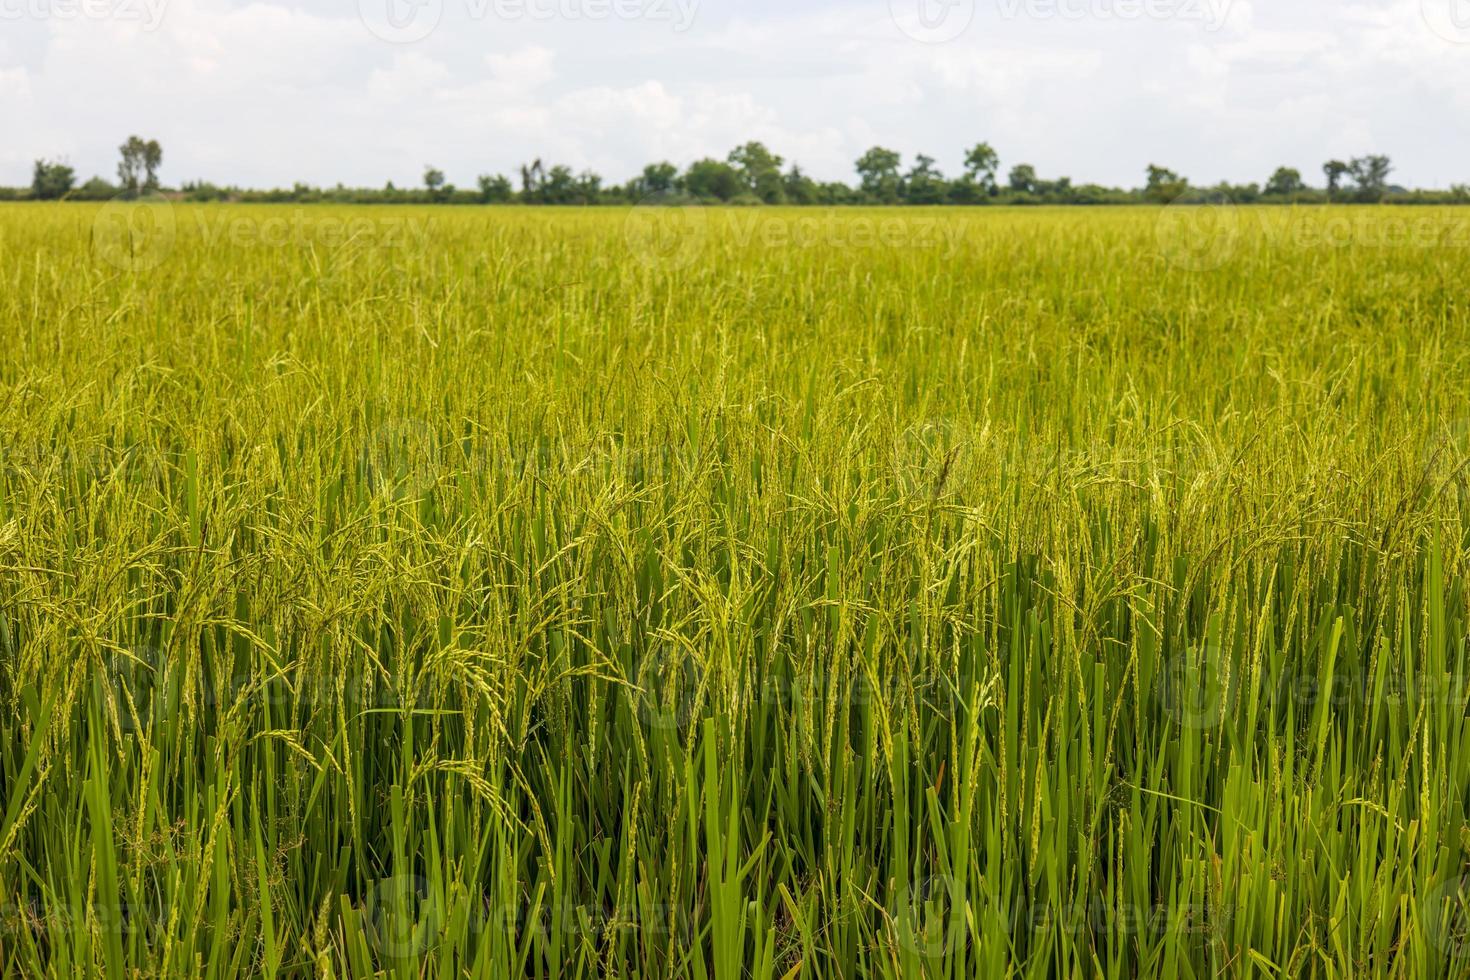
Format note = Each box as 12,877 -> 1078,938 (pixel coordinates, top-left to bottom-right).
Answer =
963,142 -> 999,194
634,161 -> 679,197
783,164 -> 819,205
118,136 -> 163,194
1264,167 -> 1304,198
541,165 -> 579,205
519,159 -> 546,200
1348,155 -> 1392,201
477,174 -> 513,203
728,141 -> 785,203
76,176 -> 117,201
575,169 -> 602,204
1144,164 -> 1187,203
683,159 -> 742,201
31,159 -> 76,200
424,166 -> 448,202
855,146 -> 902,203
1041,176 -> 1072,197
117,136 -> 146,194
1207,181 -> 1259,204
1008,163 -> 1038,194
904,154 -> 947,204
1322,160 -> 1350,200
817,181 -> 861,205
143,139 -> 162,191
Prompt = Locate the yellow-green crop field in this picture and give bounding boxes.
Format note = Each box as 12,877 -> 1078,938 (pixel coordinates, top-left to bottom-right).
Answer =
1,203 -> 1468,978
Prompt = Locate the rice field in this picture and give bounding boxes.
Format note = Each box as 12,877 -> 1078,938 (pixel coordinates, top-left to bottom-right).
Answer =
1,202 -> 1468,978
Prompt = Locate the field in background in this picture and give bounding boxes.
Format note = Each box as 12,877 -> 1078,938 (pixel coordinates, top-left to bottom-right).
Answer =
0,203 -> 1468,977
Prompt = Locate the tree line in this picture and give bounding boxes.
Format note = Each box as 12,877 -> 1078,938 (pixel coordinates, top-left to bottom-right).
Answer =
14,136 -> 1467,206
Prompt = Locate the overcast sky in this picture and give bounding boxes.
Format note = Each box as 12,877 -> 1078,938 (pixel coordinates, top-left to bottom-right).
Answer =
3,0 -> 1468,191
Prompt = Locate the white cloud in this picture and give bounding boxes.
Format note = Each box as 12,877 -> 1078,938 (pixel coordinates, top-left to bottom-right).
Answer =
0,66 -> 32,103
369,52 -> 453,100
485,45 -> 557,88
2,0 -> 1468,190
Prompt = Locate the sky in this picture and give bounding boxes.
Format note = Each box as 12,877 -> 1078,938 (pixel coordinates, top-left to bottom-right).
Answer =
3,0 -> 1469,191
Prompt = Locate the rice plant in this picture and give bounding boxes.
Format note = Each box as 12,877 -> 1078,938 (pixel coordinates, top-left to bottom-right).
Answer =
0,202 -> 1466,977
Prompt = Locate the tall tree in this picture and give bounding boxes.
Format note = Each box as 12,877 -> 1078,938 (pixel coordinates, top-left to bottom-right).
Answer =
727,142 -> 785,203
963,142 -> 1000,194
519,159 -> 546,201
423,166 -> 449,202
541,165 -> 579,205
117,136 -> 163,194
476,174 -> 513,203
683,159 -> 742,201
117,136 -> 146,194
143,139 -> 162,191
1008,164 -> 1038,194
1264,166 -> 1304,198
904,154 -> 947,204
31,159 -> 76,200
783,164 -> 818,205
854,146 -> 902,203
1144,164 -> 1187,203
1322,160 -> 1350,200
635,162 -> 679,197
575,169 -> 602,204
1348,155 -> 1392,201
